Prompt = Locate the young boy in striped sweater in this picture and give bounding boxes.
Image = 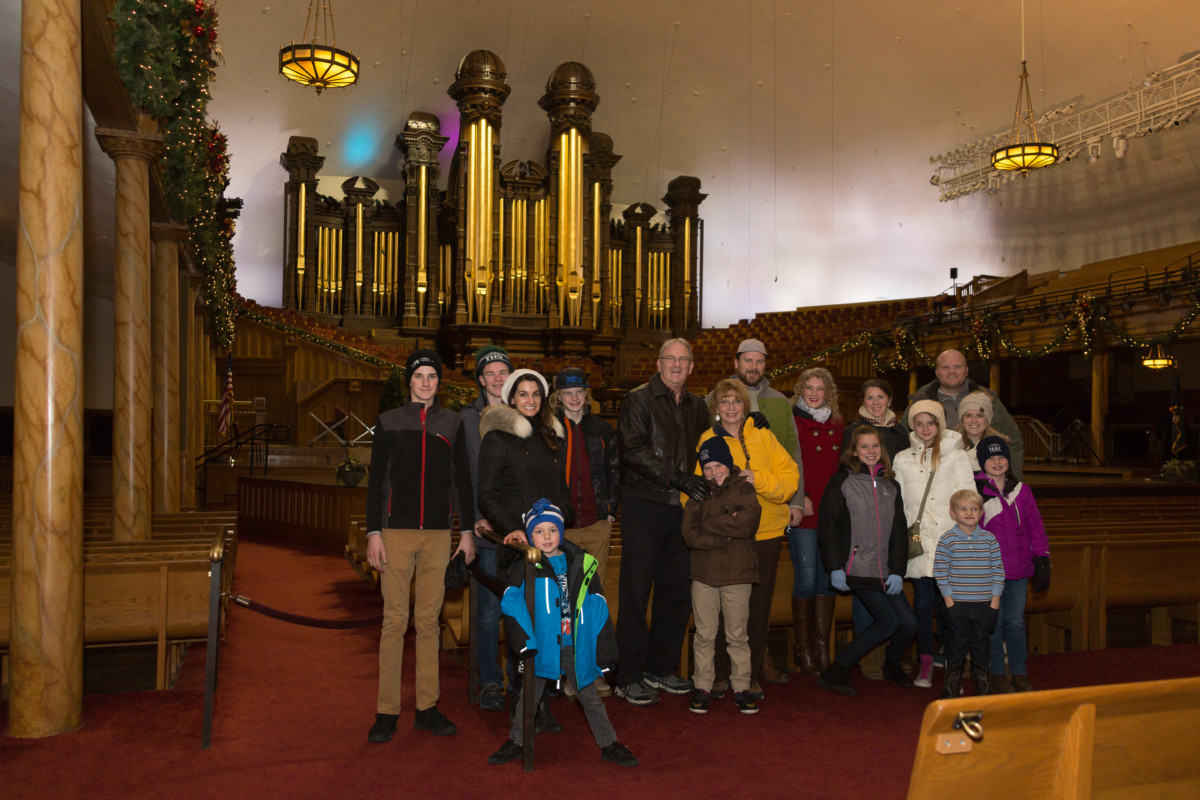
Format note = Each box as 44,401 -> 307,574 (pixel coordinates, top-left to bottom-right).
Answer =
933,489 -> 1004,698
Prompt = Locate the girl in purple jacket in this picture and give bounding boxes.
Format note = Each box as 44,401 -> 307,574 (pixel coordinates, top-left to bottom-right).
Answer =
974,436 -> 1050,693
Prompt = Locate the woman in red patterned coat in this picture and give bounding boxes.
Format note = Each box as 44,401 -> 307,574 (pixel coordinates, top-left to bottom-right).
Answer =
787,367 -> 845,676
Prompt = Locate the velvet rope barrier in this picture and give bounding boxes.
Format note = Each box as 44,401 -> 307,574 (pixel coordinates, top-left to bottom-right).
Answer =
228,594 -> 383,629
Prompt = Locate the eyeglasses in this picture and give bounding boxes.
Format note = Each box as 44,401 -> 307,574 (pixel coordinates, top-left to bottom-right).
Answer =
660,355 -> 692,364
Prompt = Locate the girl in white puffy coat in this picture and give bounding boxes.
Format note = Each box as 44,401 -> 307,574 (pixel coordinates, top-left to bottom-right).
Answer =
893,399 -> 976,687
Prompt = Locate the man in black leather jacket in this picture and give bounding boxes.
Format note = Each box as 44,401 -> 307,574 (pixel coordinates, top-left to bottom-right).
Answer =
613,338 -> 712,705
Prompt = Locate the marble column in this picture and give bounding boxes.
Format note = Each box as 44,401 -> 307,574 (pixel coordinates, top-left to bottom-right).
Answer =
10,0 -> 85,738
96,129 -> 163,541
151,223 -> 187,512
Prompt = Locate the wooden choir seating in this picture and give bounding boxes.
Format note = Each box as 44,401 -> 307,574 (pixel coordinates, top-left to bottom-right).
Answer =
0,509 -> 238,691
907,676 -> 1200,799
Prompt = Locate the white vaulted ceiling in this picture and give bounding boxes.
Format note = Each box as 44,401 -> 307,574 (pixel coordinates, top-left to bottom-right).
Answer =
2,0 -> 1200,331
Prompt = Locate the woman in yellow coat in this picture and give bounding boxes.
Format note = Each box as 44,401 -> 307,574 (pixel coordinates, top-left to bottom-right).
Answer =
693,379 -> 800,700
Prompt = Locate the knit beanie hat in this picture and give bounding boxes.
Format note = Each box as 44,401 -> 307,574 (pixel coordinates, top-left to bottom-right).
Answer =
473,345 -> 512,387
698,436 -> 735,472
501,369 -> 549,405
908,398 -> 946,430
524,498 -> 564,543
958,391 -> 995,424
977,435 -> 1011,465
555,366 -> 589,391
405,349 -> 443,384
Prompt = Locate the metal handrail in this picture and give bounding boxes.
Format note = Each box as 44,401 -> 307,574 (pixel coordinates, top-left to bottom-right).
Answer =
196,423 -> 290,509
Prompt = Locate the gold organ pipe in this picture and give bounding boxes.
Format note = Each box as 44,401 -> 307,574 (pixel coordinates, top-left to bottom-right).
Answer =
418,165 -> 428,298
498,195 -> 505,307
297,183 -> 307,283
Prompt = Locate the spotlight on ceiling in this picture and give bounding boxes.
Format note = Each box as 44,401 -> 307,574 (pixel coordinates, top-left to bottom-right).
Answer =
1158,288 -> 1173,306
1056,309 -> 1069,320
1111,134 -> 1129,159
1012,314 -> 1024,326
1143,71 -> 1162,89
986,176 -> 1001,196
1085,138 -> 1103,166
1037,311 -> 1050,323
1120,299 -> 1135,312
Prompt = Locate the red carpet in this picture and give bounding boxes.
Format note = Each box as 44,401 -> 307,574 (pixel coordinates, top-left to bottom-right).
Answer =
2,538 -> 1197,799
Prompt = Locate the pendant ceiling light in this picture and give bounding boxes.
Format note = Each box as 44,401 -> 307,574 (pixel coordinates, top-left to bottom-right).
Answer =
1141,345 -> 1176,370
991,1 -> 1058,173
279,1 -> 359,94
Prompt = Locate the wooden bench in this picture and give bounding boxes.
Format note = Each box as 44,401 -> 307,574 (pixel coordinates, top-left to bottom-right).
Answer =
0,525 -> 236,691
1092,540 -> 1200,649
907,676 -> 1200,799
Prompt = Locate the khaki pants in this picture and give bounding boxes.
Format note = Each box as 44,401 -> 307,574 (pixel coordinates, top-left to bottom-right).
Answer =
377,528 -> 450,714
691,581 -> 752,692
565,518 -> 612,584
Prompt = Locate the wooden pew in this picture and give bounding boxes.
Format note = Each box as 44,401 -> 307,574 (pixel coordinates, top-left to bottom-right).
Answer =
1025,545 -> 1091,653
0,525 -> 236,691
907,676 -> 1200,799
1091,540 -> 1200,649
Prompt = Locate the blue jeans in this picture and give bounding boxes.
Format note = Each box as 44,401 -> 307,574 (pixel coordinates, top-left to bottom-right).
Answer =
786,527 -> 832,598
912,576 -> 946,656
990,577 -> 1029,675
473,546 -> 504,688
835,589 -> 916,668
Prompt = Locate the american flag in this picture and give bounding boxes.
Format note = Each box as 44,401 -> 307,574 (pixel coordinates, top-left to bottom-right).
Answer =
217,354 -> 234,437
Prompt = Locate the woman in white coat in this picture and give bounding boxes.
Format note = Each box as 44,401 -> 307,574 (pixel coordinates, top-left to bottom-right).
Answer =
893,398 -> 975,689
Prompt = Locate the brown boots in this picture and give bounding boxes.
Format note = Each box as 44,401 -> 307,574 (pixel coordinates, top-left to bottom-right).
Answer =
813,594 -> 835,673
791,595 -> 836,676
791,597 -> 820,676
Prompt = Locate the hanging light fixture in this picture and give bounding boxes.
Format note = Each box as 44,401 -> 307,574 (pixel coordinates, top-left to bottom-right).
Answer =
279,1 -> 359,94
1141,344 -> 1176,370
991,1 -> 1058,173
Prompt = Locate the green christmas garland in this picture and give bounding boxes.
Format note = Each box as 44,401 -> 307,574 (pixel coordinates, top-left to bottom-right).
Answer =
768,293 -> 1200,379
111,0 -> 239,348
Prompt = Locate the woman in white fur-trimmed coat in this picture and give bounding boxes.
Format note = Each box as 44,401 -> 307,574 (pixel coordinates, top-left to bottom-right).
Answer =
892,398 -> 975,688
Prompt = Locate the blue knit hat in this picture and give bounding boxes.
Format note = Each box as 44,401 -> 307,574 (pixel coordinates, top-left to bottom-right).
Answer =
524,498 -> 564,543
698,436 -> 735,471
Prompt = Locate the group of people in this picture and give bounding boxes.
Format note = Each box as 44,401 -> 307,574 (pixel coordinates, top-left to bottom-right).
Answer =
360,339 -> 1051,767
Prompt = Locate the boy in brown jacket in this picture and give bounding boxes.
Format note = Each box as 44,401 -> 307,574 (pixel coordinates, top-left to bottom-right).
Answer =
681,436 -> 763,715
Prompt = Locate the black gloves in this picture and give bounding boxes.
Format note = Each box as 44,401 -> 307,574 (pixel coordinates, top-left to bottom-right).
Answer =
670,472 -> 711,502
749,411 -> 770,430
1032,556 -> 1051,593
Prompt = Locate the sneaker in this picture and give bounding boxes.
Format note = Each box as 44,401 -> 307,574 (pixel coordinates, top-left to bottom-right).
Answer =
688,689 -> 711,714
367,712 -> 398,743
479,683 -> 505,712
614,681 -> 661,706
734,691 -> 759,714
709,679 -> 730,700
601,741 -> 639,767
913,656 -> 934,688
932,650 -> 945,669
746,681 -> 765,701
487,739 -> 524,765
413,705 -> 457,736
1011,674 -> 1034,692
883,658 -> 914,687
644,672 -> 694,695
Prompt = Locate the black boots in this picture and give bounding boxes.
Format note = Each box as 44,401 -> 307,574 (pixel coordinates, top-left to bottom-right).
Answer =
817,662 -> 857,696
942,665 -> 963,699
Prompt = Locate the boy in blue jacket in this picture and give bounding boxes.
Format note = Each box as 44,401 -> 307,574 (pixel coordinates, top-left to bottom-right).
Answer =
487,499 -> 638,768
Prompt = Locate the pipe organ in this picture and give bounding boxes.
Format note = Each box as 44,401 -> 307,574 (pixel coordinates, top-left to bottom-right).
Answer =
278,51 -> 705,354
